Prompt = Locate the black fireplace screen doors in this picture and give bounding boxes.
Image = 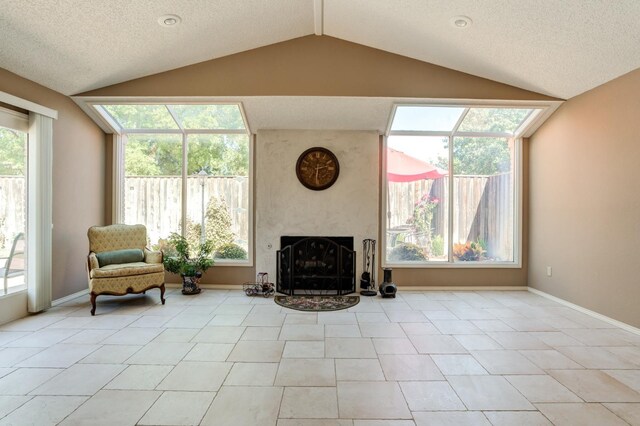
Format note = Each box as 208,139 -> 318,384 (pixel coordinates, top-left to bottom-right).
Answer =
277,236 -> 355,295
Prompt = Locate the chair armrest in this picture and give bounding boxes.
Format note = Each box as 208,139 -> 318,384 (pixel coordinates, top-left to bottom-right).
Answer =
88,252 -> 100,271
145,249 -> 163,264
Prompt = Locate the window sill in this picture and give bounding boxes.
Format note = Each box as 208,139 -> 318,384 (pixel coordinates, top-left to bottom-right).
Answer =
382,261 -> 522,269
214,260 -> 254,267
0,288 -> 27,300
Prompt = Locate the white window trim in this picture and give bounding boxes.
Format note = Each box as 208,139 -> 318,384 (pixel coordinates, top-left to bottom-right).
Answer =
382,135 -> 522,269
0,103 -> 55,310
0,107 -> 28,301
0,106 -> 29,131
381,101 -> 542,269
72,97 -> 251,135
102,101 -> 254,267
0,91 -> 57,120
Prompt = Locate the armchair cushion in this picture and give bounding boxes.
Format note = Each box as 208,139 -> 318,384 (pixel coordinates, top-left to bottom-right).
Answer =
96,249 -> 144,267
90,262 -> 164,279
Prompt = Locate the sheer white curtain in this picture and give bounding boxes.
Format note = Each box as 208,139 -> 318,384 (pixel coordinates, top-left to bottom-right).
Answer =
27,112 -> 52,312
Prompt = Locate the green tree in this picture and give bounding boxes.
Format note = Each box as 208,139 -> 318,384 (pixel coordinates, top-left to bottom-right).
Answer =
103,105 -> 178,130
124,134 -> 182,176
437,137 -> 511,175
124,134 -> 249,177
436,108 -> 526,175
0,128 -> 26,175
187,134 -> 249,176
108,104 -> 249,177
186,196 -> 234,252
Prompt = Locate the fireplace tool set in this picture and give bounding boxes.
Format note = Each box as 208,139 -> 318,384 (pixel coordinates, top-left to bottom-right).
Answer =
360,239 -> 377,296
360,239 -> 397,298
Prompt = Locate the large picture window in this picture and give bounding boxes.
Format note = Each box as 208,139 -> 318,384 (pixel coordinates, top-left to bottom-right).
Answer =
94,103 -> 252,264
385,105 -> 541,267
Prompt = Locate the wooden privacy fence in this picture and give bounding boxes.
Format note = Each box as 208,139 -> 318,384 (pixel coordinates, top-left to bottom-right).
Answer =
0,176 -> 26,250
0,176 -> 250,250
387,173 -> 513,260
2,174 -> 512,258
123,176 -> 249,245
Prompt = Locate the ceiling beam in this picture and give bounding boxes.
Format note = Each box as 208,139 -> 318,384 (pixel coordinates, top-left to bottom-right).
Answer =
314,0 -> 323,36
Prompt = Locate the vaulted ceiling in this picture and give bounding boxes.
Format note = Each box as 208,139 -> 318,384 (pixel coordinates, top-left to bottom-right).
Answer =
1,0 -> 639,99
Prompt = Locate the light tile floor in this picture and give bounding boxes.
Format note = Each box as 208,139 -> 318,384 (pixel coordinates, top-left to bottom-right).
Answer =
0,289 -> 638,425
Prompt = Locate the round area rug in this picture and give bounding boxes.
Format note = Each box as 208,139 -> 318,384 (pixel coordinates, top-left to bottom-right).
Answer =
274,295 -> 359,312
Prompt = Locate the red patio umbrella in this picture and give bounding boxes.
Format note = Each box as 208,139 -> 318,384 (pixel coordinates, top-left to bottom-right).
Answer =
387,148 -> 447,182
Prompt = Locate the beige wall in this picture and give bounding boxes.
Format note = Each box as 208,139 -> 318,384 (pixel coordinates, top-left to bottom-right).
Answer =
529,68 -> 640,328
81,35 -> 549,288
0,67 -> 106,301
256,130 -> 379,281
80,35 -> 557,101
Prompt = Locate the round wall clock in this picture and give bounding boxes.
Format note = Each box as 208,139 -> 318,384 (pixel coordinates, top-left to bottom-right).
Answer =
296,147 -> 340,191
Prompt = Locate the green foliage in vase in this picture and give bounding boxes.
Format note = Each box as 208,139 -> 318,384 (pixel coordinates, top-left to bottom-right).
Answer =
162,232 -> 214,276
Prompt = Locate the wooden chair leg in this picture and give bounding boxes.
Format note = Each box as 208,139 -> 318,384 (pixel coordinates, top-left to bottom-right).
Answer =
90,292 -> 97,316
160,284 -> 166,305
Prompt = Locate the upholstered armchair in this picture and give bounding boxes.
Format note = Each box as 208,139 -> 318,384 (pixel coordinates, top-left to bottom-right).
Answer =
87,224 -> 165,315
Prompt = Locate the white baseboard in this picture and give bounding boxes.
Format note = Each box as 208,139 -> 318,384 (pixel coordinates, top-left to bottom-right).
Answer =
397,286 -> 527,291
52,289 -> 89,306
528,287 -> 640,336
165,283 -> 242,290
167,284 -> 527,292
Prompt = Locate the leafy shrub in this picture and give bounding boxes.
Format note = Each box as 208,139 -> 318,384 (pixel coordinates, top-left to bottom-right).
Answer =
186,196 -> 234,253
203,196 -> 234,249
215,243 -> 248,260
431,235 -> 444,257
452,241 -> 485,261
389,243 -> 427,261
411,195 -> 440,235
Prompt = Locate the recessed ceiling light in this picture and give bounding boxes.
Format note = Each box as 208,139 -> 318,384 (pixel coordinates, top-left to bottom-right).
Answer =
450,15 -> 472,29
158,14 -> 181,27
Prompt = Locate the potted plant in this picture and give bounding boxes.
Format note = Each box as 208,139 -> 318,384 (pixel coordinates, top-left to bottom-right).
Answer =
162,232 -> 214,295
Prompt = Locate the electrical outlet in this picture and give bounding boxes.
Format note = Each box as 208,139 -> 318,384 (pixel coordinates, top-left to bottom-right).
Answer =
546,266 -> 552,277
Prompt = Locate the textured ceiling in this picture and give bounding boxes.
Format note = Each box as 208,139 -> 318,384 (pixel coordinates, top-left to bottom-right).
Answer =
0,0 -> 314,95
1,0 -> 639,98
324,0 -> 640,99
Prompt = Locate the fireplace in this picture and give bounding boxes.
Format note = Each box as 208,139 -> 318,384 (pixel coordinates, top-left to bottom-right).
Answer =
277,236 -> 355,295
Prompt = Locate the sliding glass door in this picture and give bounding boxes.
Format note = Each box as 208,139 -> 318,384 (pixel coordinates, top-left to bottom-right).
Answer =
0,109 -> 28,295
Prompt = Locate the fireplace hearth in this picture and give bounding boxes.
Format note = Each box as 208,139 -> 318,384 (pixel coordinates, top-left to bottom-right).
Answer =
277,236 -> 355,295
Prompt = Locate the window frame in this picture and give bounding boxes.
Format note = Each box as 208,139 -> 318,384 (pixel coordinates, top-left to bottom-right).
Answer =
0,107 -> 29,296
89,101 -> 253,267
382,101 -> 548,269
0,93 -> 57,310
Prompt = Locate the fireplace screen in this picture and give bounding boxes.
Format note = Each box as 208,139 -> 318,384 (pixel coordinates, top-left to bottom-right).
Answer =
277,236 -> 355,295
